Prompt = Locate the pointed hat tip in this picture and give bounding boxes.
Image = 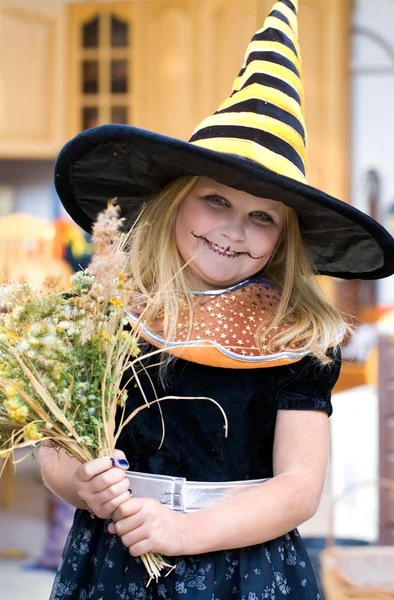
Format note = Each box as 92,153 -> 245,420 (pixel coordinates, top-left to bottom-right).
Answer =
280,0 -> 298,13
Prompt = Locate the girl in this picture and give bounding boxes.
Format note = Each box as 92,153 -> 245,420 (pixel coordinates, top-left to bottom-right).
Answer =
41,1 -> 394,598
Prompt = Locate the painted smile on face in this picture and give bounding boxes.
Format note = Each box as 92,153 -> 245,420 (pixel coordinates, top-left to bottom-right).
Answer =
175,177 -> 286,290
191,232 -> 265,260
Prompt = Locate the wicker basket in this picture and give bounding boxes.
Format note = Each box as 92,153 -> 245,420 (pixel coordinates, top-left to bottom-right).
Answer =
320,479 -> 394,599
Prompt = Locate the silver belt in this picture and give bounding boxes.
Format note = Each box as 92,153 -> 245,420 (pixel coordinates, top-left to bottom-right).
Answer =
126,470 -> 269,513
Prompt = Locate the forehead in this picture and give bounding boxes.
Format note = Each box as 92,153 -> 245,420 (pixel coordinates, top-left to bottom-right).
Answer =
193,177 -> 284,212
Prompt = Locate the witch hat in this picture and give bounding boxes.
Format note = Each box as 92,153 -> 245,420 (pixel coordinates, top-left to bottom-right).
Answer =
54,0 -> 394,280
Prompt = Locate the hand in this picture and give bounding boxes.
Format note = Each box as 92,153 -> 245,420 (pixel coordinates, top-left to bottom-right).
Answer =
108,497 -> 188,557
74,449 -> 132,520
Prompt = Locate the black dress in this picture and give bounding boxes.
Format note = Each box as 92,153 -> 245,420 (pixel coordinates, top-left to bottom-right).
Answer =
49,347 -> 340,600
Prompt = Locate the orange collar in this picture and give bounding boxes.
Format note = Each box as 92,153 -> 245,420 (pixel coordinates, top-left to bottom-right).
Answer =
128,279 -> 308,369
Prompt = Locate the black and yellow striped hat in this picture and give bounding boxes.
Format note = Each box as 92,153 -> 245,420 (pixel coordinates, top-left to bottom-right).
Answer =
190,0 -> 307,185
55,0 -> 394,280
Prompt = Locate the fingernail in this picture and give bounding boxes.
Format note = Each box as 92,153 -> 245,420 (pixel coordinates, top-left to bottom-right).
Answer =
128,489 -> 133,496
118,459 -> 129,467
110,458 -> 115,467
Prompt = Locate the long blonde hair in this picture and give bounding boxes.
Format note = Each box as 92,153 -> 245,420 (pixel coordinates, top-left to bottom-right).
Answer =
128,176 -> 348,364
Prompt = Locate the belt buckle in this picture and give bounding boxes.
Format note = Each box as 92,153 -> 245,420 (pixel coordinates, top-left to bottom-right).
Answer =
126,471 -> 186,511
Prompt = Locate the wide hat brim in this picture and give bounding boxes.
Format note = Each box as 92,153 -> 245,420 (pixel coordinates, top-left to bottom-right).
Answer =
55,124 -> 394,280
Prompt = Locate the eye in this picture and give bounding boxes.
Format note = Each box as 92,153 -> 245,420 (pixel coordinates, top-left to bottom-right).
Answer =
206,195 -> 229,206
250,211 -> 273,223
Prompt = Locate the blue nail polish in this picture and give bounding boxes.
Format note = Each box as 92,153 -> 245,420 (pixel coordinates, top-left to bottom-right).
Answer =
110,458 -> 115,467
128,489 -> 133,496
118,459 -> 129,467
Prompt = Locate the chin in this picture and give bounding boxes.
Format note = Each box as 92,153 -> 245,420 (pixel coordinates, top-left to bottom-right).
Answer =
200,274 -> 242,289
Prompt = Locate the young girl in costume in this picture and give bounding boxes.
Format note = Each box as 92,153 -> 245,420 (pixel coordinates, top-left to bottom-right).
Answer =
41,1 -> 394,598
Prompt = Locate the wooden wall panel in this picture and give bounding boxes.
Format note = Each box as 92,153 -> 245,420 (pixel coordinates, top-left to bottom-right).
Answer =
208,2 -> 257,112
0,9 -> 51,138
0,3 -> 67,158
300,0 -> 351,203
146,1 -> 195,139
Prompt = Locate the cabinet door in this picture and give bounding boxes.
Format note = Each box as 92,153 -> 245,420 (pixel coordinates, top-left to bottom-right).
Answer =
196,0 -> 260,124
144,0 -> 259,141
0,2 -> 67,158
68,2 -> 145,137
142,0 -> 196,140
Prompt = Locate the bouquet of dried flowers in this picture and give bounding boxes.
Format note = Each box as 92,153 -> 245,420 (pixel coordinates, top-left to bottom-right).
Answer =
0,204 -> 139,462
0,204 -> 177,583
0,203 -> 228,584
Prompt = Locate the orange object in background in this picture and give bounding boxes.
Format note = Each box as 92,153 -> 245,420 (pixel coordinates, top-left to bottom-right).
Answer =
0,213 -> 73,290
0,212 -> 74,510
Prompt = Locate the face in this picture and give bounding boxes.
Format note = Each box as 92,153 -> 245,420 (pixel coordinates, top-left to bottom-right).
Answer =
175,177 -> 286,290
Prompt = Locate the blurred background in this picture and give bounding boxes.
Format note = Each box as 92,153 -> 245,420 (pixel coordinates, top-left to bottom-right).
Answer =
0,0 -> 393,598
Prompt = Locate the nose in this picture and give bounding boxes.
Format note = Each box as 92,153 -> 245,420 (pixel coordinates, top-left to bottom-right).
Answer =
219,217 -> 245,244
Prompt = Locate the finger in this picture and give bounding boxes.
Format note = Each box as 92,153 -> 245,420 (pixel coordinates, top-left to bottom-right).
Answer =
118,523 -> 148,550
91,475 -> 131,501
99,488 -> 133,516
112,512 -> 146,540
113,449 -> 129,471
128,538 -> 153,558
111,498 -> 142,524
77,457 -> 115,482
107,521 -> 116,535
85,465 -> 128,494
107,514 -> 140,537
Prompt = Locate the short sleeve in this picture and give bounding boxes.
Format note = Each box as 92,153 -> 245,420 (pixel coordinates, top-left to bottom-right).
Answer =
276,348 -> 341,416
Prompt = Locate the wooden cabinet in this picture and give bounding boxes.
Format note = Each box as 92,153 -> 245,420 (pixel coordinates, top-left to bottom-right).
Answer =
68,1 -> 146,137
142,0 -> 259,140
0,0 -> 353,203
197,0 -> 261,132
140,0 -> 352,196
0,2 -> 67,158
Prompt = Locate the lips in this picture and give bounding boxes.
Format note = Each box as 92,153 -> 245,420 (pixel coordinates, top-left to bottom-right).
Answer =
203,237 -> 244,258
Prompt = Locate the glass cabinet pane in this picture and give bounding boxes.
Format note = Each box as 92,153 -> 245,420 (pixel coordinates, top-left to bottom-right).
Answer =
111,60 -> 128,94
82,60 -> 99,94
82,107 -> 99,130
111,106 -> 128,124
76,11 -> 132,133
83,17 -> 99,48
111,16 -> 128,47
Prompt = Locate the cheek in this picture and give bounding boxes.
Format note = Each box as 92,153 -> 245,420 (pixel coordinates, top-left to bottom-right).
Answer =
175,209 -> 197,260
174,218 -> 186,257
177,202 -> 213,238
249,227 -> 280,256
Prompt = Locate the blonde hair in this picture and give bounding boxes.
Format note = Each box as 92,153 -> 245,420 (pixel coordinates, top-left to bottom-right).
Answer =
262,208 -> 348,363
128,176 -> 348,364
128,175 -> 199,344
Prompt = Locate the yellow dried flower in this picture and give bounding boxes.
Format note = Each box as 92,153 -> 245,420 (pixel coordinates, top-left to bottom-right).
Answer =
117,389 -> 128,407
122,333 -> 141,357
23,423 -> 43,441
4,399 -> 28,424
6,331 -> 18,345
109,298 -> 123,307
4,384 -> 18,399
52,365 -> 63,379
